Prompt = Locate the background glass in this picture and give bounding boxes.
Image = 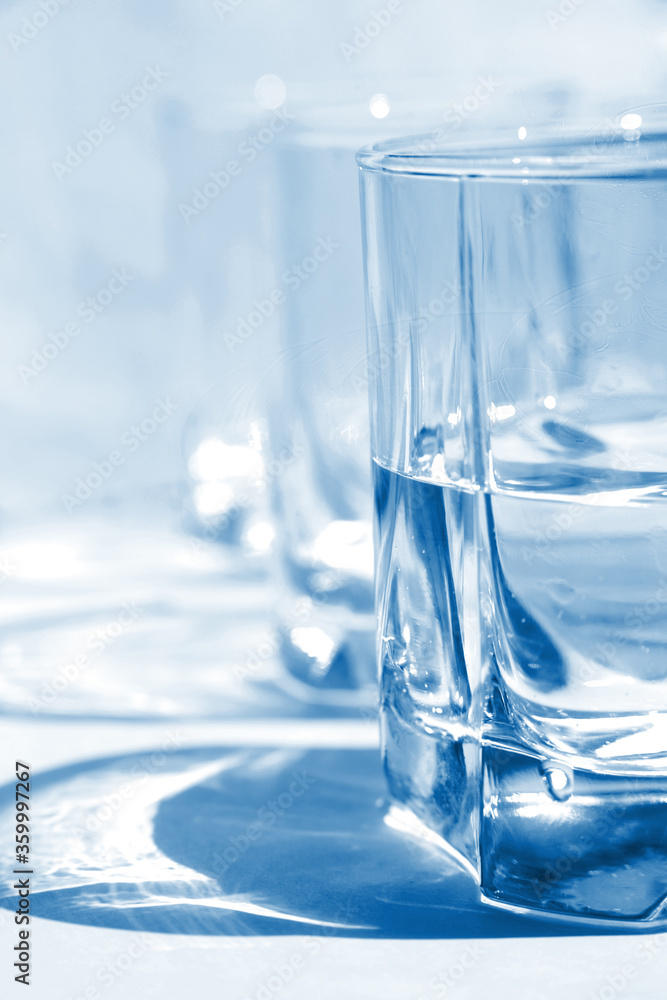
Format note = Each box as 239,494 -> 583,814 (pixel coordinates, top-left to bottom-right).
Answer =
0,90 -> 286,719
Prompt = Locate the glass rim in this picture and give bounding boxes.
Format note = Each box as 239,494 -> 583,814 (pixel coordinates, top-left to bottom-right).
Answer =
356,123 -> 667,179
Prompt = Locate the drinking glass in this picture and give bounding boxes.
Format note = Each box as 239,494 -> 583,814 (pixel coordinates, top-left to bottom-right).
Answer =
267,96 -> 447,709
359,121 -> 667,923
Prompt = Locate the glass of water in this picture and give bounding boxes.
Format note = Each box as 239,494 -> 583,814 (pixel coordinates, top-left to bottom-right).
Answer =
359,121 -> 667,924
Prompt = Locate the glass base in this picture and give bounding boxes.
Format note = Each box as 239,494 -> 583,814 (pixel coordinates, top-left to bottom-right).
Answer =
482,742 -> 667,923
382,700 -> 667,924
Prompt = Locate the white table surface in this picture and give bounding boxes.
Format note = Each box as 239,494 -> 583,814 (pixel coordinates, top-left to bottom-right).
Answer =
1,718 -> 665,1000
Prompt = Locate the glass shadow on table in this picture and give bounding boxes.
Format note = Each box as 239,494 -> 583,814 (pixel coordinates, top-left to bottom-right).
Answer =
0,744 -> 658,939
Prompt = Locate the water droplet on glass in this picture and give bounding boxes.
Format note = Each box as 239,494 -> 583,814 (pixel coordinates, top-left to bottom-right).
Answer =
539,762 -> 574,802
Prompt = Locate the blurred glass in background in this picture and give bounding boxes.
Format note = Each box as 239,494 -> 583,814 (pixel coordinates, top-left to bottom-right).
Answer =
266,89 -> 451,709
0,10 -> 290,717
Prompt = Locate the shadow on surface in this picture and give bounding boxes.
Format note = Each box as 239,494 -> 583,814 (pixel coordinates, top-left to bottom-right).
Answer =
0,745 -> 646,938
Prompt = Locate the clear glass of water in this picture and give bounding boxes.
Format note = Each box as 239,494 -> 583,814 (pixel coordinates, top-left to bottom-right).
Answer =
359,122 -> 667,924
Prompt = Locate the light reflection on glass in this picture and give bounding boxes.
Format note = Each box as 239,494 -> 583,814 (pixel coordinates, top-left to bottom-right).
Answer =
309,520 -> 373,578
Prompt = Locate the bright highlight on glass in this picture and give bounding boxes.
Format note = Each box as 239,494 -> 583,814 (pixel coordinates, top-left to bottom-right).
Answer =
193,482 -> 235,517
369,94 -> 390,119
310,520 -> 373,577
244,521 -> 275,554
189,439 -> 263,482
254,74 -> 286,110
8,542 -> 83,579
620,112 -> 642,130
290,627 -> 336,666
